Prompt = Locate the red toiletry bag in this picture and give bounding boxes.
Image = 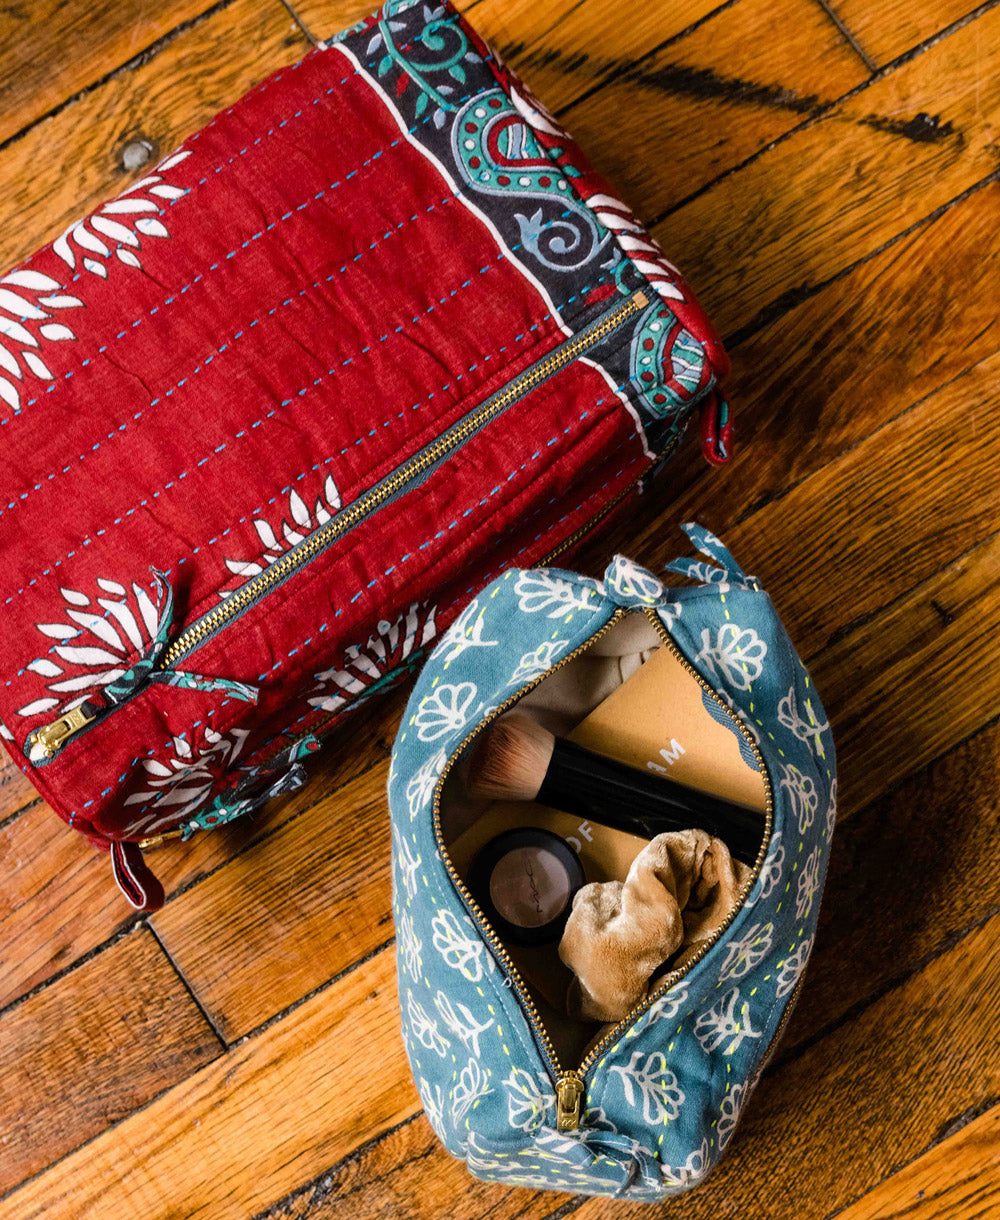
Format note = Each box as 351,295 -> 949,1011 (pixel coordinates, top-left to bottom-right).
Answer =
0,0 -> 730,908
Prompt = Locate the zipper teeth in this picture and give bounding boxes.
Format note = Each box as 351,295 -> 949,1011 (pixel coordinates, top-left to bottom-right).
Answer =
576,608 -> 774,1075
278,445 -> 669,755
157,293 -> 646,671
432,604 -> 775,1084
138,427 -> 667,846
758,975 -> 803,1072
432,608 -> 626,1078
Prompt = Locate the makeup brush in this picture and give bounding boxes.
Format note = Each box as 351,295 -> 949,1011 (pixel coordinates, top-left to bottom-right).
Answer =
467,713 -> 763,866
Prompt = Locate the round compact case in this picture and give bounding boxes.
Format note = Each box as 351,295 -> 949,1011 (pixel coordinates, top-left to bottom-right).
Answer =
388,523 -> 836,1199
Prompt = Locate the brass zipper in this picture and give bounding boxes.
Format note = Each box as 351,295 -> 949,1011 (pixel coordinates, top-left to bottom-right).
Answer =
132,444 -> 668,844
28,291 -> 648,762
135,402 -> 676,849
431,605 -> 774,1130
25,704 -> 96,761
758,974 -> 804,1074
157,290 -> 647,671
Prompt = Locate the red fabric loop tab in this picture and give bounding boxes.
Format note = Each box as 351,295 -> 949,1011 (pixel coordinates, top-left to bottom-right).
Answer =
700,392 -> 734,466
110,840 -> 165,911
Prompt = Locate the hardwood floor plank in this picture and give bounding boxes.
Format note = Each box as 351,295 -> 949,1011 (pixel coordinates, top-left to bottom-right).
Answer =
585,359 -> 1000,827
808,528 -> 1000,818
833,1102 -> 1000,1220
293,0 -> 731,111
229,805 -> 1000,1220
258,1115 -> 562,1220
685,182 -> 1000,528
146,538 -> 1000,1063
559,0 -> 868,215
0,0 -> 308,272
9,87 -> 999,1072
0,805 -> 123,1009
577,169 -> 1000,589
150,764 -> 393,1040
0,755 -> 39,822
235,684 -> 1000,1216
144,329 -> 1000,1041
724,345 -> 1000,659
0,949 -> 417,1220
0,0 -> 221,147
564,908 -> 1000,1219
292,0 -> 867,219
645,5 -> 1000,337
2,2 -> 998,1214
831,0 -> 990,67
0,682 -> 401,1012
783,708 -> 1000,1058
0,927 -> 219,1198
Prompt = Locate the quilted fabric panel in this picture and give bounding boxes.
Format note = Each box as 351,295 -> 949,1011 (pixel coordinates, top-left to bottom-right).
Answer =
0,0 -> 728,869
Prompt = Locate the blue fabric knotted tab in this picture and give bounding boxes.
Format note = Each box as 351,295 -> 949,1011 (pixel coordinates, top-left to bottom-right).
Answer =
180,741 -> 317,840
103,568 -> 259,707
602,555 -> 670,609
663,522 -> 760,591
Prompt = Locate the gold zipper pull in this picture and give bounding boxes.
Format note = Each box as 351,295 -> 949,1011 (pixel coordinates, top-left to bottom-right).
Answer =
632,289 -> 649,308
556,1074 -> 585,1131
137,828 -> 185,850
26,703 -> 98,760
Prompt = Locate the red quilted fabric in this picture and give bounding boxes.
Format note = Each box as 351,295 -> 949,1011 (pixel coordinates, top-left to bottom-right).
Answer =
0,1 -> 727,901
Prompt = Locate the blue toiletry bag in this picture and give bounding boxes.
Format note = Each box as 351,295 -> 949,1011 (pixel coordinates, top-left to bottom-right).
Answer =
387,523 -> 835,1198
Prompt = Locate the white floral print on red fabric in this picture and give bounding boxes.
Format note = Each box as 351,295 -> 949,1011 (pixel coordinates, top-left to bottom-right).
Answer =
53,150 -> 193,279
16,577 -> 160,720
122,727 -> 249,835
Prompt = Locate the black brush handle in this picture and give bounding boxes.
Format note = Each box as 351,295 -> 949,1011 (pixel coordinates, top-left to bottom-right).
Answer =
537,738 -> 763,866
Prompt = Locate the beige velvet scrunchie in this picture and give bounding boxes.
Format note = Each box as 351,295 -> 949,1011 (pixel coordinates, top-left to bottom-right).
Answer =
559,829 -> 749,1022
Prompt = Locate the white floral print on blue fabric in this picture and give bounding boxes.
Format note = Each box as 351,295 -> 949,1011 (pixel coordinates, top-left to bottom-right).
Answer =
387,520 -> 835,1199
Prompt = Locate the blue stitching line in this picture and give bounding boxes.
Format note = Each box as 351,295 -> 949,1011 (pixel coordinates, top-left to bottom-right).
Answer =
8,88 -> 486,425
5,25 -> 469,280
4,277 -> 614,717
3,271 -> 611,611
4,185 -> 599,518
186,439 -> 641,790
2,184 -> 462,506
68,390 -> 637,820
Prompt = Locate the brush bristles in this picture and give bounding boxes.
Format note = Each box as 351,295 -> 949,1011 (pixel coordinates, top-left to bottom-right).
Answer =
467,713 -> 555,802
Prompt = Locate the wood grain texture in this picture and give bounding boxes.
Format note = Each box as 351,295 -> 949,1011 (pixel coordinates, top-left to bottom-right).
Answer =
0,675 -> 403,1013
0,0 -> 308,272
561,0 -> 868,215
0,0 -> 215,146
569,910 -> 1000,1220
833,1103 -> 1000,1220
680,180 -> 1000,524
832,0 -> 986,67
150,764 -> 393,1039
150,352 -> 1000,1039
294,0 -> 732,111
259,1115 -> 561,1220
0,753 -> 39,822
730,338 -> 1000,654
0,949 -> 417,1220
645,3 -> 1000,337
0,927 -> 219,1196
2,0 -> 1000,1214
264,697 -> 1000,1218
810,526 -> 1000,818
783,711 -> 1000,1058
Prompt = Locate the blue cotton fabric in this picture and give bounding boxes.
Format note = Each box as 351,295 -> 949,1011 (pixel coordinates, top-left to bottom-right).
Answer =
388,523 -> 836,1198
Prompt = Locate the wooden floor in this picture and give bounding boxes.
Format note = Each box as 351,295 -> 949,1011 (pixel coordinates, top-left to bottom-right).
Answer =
1,0 -> 998,1215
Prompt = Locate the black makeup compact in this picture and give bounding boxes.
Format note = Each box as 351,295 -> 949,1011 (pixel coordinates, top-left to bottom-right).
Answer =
469,828 -> 586,946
